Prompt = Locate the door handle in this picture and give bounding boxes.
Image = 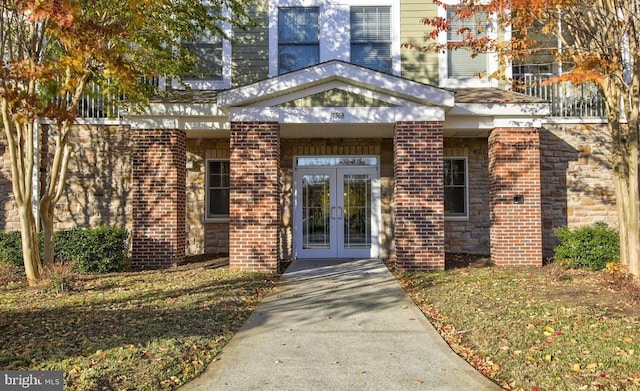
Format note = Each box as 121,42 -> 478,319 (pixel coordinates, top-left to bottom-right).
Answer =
337,206 -> 343,220
331,207 -> 337,220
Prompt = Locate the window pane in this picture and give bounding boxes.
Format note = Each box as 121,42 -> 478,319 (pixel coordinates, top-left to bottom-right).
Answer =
351,7 -> 391,41
444,159 -> 466,185
208,189 -> 229,216
279,8 -> 319,43
444,187 -> 466,215
184,41 -> 223,79
279,45 -> 320,74
351,7 -> 391,73
351,43 -> 391,73
207,161 -> 230,218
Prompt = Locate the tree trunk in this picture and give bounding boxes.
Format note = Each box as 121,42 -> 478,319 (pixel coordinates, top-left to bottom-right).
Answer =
612,161 -> 640,276
41,204 -> 56,268
609,113 -> 640,277
18,203 -> 42,285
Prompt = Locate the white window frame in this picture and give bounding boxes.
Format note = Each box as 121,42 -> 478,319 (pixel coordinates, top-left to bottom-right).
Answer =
444,157 -> 469,221
268,0 -> 400,77
437,1 -> 501,88
205,159 -> 231,222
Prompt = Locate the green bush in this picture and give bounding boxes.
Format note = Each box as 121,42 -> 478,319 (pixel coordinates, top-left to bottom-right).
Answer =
0,231 -> 24,268
56,226 -> 129,273
0,226 -> 129,274
553,222 -> 620,271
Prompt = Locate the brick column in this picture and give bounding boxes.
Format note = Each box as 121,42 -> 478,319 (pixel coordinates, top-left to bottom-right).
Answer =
393,121 -> 445,271
131,129 -> 186,269
488,127 -> 543,266
229,122 -> 280,273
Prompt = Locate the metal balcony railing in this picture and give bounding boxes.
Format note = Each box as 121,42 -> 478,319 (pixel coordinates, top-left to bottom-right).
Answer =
75,77 -> 163,120
512,70 -> 606,118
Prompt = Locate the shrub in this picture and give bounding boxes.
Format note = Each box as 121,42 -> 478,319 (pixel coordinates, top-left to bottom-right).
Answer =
0,231 -> 24,268
553,222 -> 620,271
0,226 -> 129,274
56,226 -> 129,273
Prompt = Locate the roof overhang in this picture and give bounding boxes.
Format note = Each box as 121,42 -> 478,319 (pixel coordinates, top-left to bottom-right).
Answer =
125,60 -> 550,137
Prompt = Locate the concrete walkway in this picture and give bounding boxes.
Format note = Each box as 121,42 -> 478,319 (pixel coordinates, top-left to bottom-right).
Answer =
180,258 -> 502,391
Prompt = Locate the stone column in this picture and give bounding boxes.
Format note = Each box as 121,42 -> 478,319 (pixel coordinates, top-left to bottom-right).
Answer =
488,127 -> 543,265
229,122 -> 280,273
393,121 -> 445,271
131,129 -> 186,269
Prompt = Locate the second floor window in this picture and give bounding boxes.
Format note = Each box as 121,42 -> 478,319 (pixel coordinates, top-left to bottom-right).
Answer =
447,8 -> 489,78
278,7 -> 320,74
350,6 -> 391,73
184,34 -> 224,80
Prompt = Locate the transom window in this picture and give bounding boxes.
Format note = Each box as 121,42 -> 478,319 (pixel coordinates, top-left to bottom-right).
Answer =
207,160 -> 230,219
350,6 -> 391,73
278,7 -> 320,74
444,158 -> 468,218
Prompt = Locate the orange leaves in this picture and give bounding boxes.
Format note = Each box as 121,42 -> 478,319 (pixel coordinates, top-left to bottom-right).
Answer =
18,0 -> 75,27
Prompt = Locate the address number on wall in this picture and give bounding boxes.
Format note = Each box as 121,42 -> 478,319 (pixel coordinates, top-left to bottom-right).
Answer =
330,112 -> 345,120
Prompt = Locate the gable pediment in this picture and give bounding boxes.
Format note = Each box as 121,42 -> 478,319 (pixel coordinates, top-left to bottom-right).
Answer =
278,88 -> 397,108
218,61 -> 454,110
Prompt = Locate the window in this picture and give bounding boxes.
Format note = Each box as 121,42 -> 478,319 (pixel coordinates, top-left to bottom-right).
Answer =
278,7 -> 320,74
184,33 -> 224,80
444,158 -> 468,218
207,160 -> 230,219
350,6 -> 391,73
446,8 -> 489,78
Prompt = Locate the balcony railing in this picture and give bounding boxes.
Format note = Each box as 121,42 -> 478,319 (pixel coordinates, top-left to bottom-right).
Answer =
72,72 -> 606,120
74,77 -> 163,120
513,71 -> 606,118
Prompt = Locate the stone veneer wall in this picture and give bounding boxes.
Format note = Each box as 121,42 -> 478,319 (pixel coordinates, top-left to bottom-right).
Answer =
280,138 -> 395,261
540,124 -> 617,257
444,138 -> 491,255
1,125 -> 133,232
185,139 -> 230,255
0,132 -> 19,230
52,125 -> 133,231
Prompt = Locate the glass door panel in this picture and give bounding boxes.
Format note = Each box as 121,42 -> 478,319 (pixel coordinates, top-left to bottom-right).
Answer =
342,174 -> 371,249
337,169 -> 374,258
301,174 -> 331,250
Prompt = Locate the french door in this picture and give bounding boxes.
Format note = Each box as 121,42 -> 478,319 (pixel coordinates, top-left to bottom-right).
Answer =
293,165 -> 380,259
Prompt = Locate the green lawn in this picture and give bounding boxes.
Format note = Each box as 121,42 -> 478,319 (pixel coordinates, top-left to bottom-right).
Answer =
0,261 -> 275,390
397,263 -> 640,391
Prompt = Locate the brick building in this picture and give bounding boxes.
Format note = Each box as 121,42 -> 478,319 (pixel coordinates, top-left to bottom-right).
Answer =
0,0 -> 617,273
